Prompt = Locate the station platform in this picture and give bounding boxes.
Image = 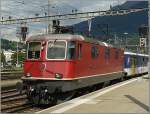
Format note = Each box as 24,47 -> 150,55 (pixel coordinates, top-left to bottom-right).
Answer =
37,74 -> 149,113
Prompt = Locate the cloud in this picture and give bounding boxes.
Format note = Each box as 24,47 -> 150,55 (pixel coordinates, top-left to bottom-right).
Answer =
1,26 -> 18,41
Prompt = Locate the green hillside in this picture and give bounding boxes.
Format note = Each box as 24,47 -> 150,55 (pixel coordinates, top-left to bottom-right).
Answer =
1,39 -> 24,51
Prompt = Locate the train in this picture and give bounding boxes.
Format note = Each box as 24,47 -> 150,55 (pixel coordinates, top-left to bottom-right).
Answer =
18,34 -> 148,105
124,51 -> 148,76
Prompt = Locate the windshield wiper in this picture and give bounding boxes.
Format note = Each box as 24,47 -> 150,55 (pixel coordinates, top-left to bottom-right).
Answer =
49,39 -> 57,48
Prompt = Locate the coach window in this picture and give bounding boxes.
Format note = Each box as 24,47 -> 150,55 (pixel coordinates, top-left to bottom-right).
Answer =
67,41 -> 76,60
143,57 -> 146,65
91,46 -> 99,59
78,44 -> 82,59
105,48 -> 110,59
143,57 -> 145,62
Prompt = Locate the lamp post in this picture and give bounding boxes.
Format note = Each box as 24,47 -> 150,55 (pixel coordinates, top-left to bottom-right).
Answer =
148,0 -> 150,80
114,33 -> 117,46
16,42 -> 19,67
124,32 -> 128,49
47,0 -> 58,34
48,0 -> 50,34
88,18 -> 92,37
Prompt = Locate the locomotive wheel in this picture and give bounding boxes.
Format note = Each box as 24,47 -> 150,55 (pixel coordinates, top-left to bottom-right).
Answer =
27,93 -> 40,105
103,81 -> 110,87
33,95 -> 40,105
120,77 -> 124,82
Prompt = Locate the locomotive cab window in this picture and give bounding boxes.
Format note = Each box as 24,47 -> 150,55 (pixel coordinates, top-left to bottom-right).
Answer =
28,42 -> 41,59
47,41 -> 66,59
67,41 -> 76,60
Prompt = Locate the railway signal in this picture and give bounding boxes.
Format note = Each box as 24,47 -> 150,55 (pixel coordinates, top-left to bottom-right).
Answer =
21,26 -> 28,41
16,23 -> 29,42
140,38 -> 146,47
139,25 -> 148,38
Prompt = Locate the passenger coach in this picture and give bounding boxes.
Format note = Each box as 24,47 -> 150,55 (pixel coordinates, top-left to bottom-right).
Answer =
124,51 -> 148,76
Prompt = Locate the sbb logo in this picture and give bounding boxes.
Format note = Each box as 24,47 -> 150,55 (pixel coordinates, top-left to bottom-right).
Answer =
39,63 -> 46,72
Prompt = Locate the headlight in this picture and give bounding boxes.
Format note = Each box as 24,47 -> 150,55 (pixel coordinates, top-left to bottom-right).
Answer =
26,73 -> 31,77
55,73 -> 63,79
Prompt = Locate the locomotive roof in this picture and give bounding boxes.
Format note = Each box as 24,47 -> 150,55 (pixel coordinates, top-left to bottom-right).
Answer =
27,34 -> 84,41
27,34 -> 113,47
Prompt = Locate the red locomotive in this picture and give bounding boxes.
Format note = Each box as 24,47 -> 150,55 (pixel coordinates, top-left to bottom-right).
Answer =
21,34 -> 124,104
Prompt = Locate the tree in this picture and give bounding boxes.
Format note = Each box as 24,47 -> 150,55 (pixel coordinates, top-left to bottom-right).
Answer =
0,52 -> 6,66
11,52 -> 26,66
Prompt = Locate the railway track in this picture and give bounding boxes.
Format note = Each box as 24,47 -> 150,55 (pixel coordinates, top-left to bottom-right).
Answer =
1,96 -> 48,113
1,89 -> 25,103
1,89 -> 17,94
1,89 -> 48,113
1,72 -> 23,80
1,92 -> 26,103
1,89 -> 27,113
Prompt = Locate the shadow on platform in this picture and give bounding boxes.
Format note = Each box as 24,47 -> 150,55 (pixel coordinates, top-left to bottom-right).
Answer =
125,95 -> 149,112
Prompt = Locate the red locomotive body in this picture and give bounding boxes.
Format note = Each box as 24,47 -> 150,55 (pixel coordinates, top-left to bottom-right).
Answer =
22,34 -> 124,104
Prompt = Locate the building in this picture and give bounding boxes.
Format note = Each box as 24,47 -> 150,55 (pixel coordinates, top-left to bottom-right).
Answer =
3,50 -> 14,64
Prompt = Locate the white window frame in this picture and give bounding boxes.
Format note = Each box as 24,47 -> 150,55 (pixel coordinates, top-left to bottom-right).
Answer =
46,40 -> 67,60
27,41 -> 42,60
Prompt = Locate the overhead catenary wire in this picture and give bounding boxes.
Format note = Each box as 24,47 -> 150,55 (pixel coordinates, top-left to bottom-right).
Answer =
0,8 -> 148,25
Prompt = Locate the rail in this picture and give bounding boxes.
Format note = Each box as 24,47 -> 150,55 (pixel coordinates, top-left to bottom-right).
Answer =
1,71 -> 23,80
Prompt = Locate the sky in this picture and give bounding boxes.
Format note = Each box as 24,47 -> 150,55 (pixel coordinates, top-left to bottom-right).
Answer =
0,0 -> 126,41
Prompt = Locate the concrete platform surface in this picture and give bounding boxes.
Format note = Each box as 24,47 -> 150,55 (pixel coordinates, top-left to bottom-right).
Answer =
37,75 -> 149,113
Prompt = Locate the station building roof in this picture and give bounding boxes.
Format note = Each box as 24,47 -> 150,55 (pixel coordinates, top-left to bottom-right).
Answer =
124,51 -> 149,57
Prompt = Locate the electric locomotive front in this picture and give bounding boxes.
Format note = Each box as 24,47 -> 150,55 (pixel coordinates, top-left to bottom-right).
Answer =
22,34 -> 84,104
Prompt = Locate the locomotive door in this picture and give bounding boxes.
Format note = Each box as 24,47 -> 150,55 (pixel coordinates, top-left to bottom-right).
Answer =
75,43 -> 83,77
131,56 -> 136,75
141,57 -> 144,73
